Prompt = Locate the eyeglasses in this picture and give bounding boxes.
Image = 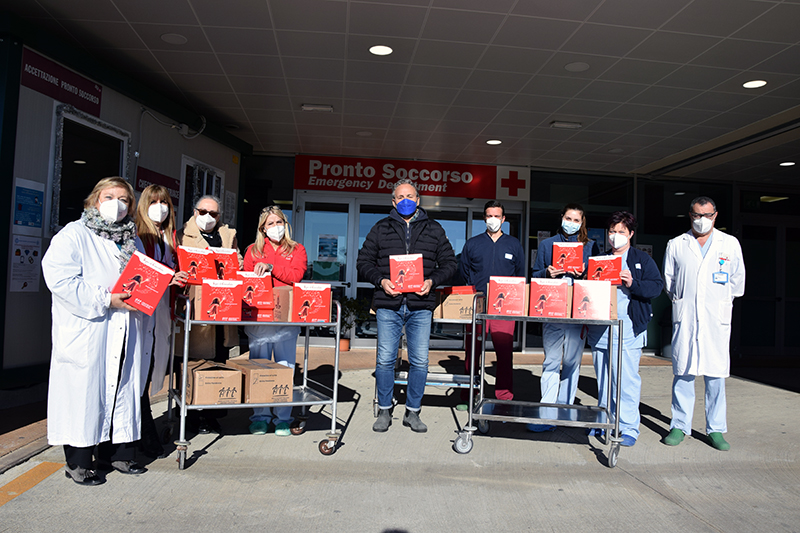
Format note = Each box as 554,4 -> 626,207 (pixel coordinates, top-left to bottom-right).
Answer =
196,209 -> 219,217
688,211 -> 716,220
261,205 -> 279,213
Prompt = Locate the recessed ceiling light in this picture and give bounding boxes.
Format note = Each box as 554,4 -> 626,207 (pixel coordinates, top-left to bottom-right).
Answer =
742,79 -> 767,89
486,139 -> 502,145
779,161 -> 795,167
761,196 -> 789,203
356,131 -> 373,137
608,148 -> 624,154
161,33 -> 188,45
300,104 -> 334,112
73,160 -> 86,164
674,191 -> 685,196
550,121 -> 582,130
564,62 -> 590,72
369,45 -> 393,56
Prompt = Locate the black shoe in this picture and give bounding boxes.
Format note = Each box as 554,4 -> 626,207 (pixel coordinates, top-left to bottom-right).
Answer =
198,416 -> 221,434
402,409 -> 428,433
373,409 -> 392,432
112,461 -> 147,475
64,464 -> 105,486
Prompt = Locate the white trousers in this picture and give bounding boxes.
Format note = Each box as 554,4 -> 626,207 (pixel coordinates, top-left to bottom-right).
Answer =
671,375 -> 727,434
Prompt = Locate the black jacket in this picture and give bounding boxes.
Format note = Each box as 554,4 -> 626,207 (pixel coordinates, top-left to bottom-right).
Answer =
357,207 -> 457,311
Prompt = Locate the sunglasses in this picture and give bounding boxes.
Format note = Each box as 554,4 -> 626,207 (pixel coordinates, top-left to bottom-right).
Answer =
261,205 -> 280,213
196,209 -> 219,217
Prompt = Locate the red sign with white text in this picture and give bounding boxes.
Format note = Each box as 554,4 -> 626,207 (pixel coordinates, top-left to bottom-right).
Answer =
21,48 -> 102,116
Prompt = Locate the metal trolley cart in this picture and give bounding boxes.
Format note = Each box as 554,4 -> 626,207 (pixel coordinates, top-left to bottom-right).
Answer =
372,293 -> 485,417
453,313 -> 624,468
167,295 -> 343,469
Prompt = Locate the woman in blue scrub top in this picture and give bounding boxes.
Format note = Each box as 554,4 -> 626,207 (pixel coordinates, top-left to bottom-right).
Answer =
588,211 -> 663,447
529,204 -> 598,432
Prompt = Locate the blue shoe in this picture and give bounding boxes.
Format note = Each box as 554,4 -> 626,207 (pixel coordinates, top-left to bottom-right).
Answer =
527,424 -> 556,433
249,421 -> 268,435
620,434 -> 637,447
275,422 -> 291,437
586,428 -> 605,439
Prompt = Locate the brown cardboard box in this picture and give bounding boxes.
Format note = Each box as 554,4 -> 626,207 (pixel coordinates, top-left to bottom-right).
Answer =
440,293 -> 484,320
185,361 -> 242,405
228,359 -> 294,403
272,285 -> 293,322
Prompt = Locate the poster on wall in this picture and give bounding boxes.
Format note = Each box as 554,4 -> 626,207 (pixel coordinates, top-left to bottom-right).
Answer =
317,234 -> 338,261
13,178 -> 44,237
224,191 -> 236,226
10,235 -> 42,292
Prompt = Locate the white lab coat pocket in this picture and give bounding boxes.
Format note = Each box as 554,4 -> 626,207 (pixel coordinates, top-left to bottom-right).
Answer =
671,298 -> 685,323
53,325 -> 92,367
719,300 -> 733,325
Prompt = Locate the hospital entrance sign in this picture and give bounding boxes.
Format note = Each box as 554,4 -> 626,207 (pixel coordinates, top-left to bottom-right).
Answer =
294,155 -> 528,201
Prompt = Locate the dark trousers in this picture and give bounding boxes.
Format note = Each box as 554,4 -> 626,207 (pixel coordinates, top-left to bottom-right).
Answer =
64,441 -> 134,470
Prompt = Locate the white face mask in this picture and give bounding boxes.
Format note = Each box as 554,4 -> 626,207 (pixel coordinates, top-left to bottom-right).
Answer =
148,203 -> 169,223
692,217 -> 713,234
486,217 -> 502,233
609,233 -> 628,250
196,213 -> 217,232
266,225 -> 285,242
99,199 -> 128,223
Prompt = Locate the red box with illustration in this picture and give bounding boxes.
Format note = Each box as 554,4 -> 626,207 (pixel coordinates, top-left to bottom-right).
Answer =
552,242 -> 584,274
235,271 -> 274,309
588,255 -> 623,285
177,246 -> 216,285
487,276 -> 528,316
389,253 -> 424,293
112,251 -> 175,316
292,282 -> 332,323
209,247 -> 239,280
529,278 -> 572,318
572,280 -> 614,320
242,304 -> 274,322
200,279 -> 243,322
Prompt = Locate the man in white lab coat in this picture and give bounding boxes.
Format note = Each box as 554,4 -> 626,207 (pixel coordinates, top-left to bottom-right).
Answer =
662,196 -> 745,451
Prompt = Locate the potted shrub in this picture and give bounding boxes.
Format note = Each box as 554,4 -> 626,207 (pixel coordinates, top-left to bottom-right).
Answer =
338,295 -> 371,351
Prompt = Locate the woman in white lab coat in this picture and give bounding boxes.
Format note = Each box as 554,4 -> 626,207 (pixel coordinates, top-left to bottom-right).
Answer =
42,177 -> 147,485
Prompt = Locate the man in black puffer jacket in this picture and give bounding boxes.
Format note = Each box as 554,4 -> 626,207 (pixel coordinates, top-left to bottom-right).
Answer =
357,180 -> 457,434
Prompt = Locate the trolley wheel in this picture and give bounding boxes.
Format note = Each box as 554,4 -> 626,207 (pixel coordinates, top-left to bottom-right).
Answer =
373,398 -> 379,418
318,439 -> 336,456
453,433 -> 473,454
176,448 -> 187,470
607,444 -> 620,468
476,419 -> 490,435
290,421 -> 306,435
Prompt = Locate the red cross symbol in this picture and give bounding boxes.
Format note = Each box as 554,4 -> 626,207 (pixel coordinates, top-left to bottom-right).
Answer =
501,170 -> 526,197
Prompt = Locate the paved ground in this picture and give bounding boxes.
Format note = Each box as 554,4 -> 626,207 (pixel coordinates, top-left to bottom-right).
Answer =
1,353 -> 798,533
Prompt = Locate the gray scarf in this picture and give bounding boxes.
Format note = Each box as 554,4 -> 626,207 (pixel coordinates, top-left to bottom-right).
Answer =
80,208 -> 137,272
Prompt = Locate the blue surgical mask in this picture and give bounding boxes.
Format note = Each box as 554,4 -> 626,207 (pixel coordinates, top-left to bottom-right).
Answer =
561,219 -> 580,235
396,198 -> 417,216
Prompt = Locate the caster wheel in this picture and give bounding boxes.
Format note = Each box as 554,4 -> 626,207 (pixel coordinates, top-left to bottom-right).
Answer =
290,422 -> 306,435
453,433 -> 473,454
177,450 -> 186,470
373,399 -> 379,418
607,444 -> 619,468
319,439 -> 336,456
477,419 -> 490,435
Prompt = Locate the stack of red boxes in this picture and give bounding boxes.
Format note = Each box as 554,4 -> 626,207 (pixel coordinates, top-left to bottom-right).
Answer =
236,271 -> 274,322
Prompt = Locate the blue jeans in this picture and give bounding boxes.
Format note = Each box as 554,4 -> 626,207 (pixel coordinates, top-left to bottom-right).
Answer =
248,336 -> 297,425
376,305 -> 431,411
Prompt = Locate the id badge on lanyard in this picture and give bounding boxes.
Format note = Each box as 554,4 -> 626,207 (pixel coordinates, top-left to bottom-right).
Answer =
713,256 -> 728,284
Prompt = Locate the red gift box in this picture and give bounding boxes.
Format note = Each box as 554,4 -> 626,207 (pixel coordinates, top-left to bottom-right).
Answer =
200,279 -> 243,322
389,253 -> 424,293
572,280 -> 613,320
529,279 -> 572,318
552,242 -> 584,274
112,251 -> 174,316
242,304 -> 274,322
235,271 -> 274,309
177,246 -> 216,285
588,255 -> 623,285
440,285 -> 476,295
209,247 -> 239,280
487,276 -> 527,316
292,282 -> 332,323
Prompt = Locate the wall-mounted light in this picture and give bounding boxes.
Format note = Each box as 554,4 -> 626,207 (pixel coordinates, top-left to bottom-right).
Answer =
301,104 -> 334,112
550,121 -> 582,129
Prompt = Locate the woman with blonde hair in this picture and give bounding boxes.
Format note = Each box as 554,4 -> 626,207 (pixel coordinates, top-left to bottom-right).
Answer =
42,177 -> 146,485
134,185 -> 188,458
243,205 -> 307,436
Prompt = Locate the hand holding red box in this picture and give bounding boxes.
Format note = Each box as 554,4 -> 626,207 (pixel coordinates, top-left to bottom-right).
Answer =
389,254 -> 424,293
177,246 -> 216,285
209,247 -> 239,280
235,271 -> 274,308
112,251 -> 175,316
588,255 -> 623,285
552,242 -> 584,274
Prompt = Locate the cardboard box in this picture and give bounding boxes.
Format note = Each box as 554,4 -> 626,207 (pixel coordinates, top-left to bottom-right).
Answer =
292,282 -> 332,323
177,246 -> 216,285
434,286 -> 482,320
572,280 -> 617,320
272,285 -> 293,322
236,271 -> 274,308
588,255 -> 623,285
185,360 -> 242,405
487,276 -> 528,316
228,359 -> 293,404
552,242 -> 584,274
242,304 -> 274,322
529,278 -> 573,318
112,251 -> 174,316
200,279 -> 243,322
209,247 -> 239,280
389,253 -> 424,293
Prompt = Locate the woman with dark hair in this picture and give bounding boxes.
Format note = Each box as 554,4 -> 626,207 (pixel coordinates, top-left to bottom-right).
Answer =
243,206 -> 307,436
587,211 -> 663,447
42,177 -> 146,485
529,204 -> 599,431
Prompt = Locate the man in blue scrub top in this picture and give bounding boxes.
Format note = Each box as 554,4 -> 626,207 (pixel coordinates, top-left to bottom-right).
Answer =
662,197 -> 746,451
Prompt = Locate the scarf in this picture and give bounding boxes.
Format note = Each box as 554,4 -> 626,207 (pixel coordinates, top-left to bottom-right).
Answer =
81,207 -> 137,272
